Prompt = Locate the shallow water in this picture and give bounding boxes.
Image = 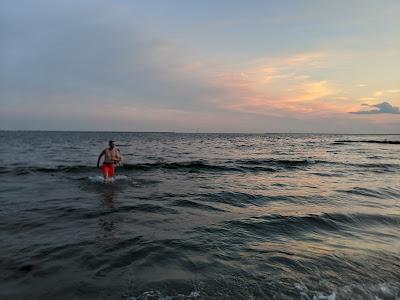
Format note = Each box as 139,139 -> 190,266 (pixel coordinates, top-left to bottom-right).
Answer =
0,131 -> 399,299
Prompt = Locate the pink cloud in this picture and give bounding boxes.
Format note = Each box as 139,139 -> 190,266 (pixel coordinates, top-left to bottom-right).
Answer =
197,52 -> 347,116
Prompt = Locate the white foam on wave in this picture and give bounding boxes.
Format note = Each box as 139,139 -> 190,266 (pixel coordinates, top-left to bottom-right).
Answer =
295,281 -> 400,300
88,175 -> 130,183
114,175 -> 129,181
127,289 -> 200,300
312,292 -> 336,300
294,283 -> 335,300
127,281 -> 400,300
88,175 -> 104,183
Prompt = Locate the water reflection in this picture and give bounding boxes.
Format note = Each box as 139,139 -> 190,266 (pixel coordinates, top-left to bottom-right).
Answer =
98,185 -> 120,239
102,187 -> 116,208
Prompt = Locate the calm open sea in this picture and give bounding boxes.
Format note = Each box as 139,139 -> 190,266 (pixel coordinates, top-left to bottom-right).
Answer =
0,131 -> 399,299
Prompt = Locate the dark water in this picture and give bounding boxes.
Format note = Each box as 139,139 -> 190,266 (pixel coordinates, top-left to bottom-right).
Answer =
0,131 -> 399,300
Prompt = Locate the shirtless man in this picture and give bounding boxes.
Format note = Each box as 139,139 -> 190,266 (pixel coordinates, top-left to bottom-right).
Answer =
97,141 -> 123,182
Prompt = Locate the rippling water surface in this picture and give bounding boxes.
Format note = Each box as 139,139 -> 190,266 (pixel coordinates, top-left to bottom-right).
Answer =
0,131 -> 399,299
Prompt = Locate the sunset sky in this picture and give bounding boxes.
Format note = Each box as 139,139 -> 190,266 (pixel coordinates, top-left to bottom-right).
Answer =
1,0 -> 399,133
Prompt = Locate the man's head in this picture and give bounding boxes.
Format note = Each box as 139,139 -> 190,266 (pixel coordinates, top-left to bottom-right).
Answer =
109,140 -> 115,149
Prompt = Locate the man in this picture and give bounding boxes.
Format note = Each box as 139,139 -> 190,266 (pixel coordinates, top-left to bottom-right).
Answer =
97,141 -> 123,182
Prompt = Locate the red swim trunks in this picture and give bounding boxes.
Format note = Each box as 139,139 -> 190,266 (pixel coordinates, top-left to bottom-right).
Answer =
101,163 -> 115,177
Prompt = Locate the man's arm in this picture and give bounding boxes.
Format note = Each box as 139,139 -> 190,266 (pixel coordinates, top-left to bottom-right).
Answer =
97,150 -> 105,167
116,149 -> 123,164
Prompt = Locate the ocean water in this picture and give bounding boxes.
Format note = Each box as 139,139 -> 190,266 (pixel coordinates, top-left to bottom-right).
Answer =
0,131 -> 399,300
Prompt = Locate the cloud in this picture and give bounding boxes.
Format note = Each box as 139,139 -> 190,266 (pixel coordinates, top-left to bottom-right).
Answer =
0,0 -> 223,111
210,52 -> 338,116
373,91 -> 384,97
288,81 -> 333,102
350,102 -> 400,114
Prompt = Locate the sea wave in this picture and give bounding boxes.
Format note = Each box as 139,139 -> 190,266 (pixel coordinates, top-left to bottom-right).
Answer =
347,162 -> 400,172
232,158 -> 319,166
126,281 -> 400,300
171,199 -> 226,212
295,281 -> 400,300
223,212 -> 400,237
128,290 -> 200,300
334,140 -> 400,144
199,191 -> 300,208
123,161 -> 242,172
3,156 -> 400,176
0,158 -> 324,175
338,186 -> 400,199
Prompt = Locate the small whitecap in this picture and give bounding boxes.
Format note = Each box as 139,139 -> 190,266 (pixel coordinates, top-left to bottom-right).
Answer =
312,292 -> 336,300
88,175 -> 105,183
87,175 -> 129,183
114,175 -> 129,181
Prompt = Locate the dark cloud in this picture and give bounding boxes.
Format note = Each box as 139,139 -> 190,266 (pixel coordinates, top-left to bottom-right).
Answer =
350,102 -> 400,114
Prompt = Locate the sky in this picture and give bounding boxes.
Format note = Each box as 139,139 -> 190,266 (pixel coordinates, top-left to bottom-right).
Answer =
1,0 -> 400,133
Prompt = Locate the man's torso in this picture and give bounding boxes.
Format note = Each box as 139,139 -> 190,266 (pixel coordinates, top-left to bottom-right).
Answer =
103,148 -> 120,164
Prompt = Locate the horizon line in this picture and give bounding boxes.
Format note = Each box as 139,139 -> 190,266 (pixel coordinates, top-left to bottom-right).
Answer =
1,129 -> 399,135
